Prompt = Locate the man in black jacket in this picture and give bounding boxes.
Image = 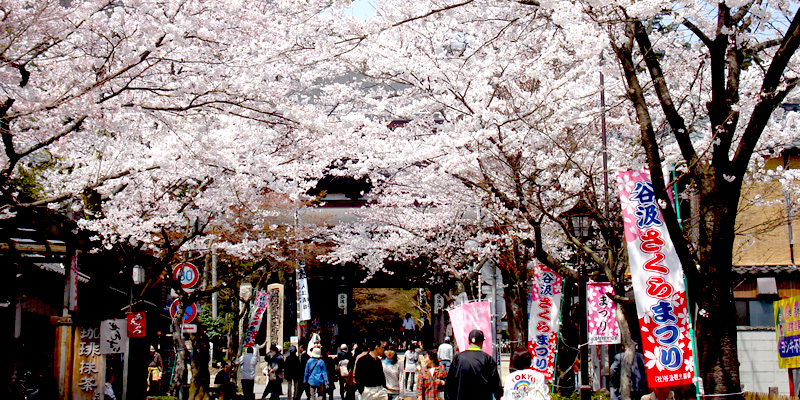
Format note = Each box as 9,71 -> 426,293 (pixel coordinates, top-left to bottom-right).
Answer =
445,330 -> 503,400
354,339 -> 388,400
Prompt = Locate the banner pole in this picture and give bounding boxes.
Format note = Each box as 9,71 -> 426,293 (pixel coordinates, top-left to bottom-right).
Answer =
551,294 -> 565,394
684,275 -> 703,398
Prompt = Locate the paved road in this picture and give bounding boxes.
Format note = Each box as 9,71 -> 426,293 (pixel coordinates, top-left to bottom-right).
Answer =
250,381 -> 416,400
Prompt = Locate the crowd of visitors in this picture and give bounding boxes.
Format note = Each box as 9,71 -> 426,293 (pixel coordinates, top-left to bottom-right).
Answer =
213,316 -> 515,400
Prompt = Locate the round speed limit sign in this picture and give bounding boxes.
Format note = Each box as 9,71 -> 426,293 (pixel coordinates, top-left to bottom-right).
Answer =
173,262 -> 199,289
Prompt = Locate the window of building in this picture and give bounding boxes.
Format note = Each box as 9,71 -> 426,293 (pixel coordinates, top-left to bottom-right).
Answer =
735,299 -> 775,327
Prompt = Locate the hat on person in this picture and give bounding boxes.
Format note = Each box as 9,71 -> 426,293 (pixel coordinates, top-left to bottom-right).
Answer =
469,329 -> 485,344
340,344 -> 348,350
309,346 -> 323,358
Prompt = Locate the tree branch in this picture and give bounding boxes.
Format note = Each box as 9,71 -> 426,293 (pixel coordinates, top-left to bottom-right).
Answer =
17,165 -> 160,208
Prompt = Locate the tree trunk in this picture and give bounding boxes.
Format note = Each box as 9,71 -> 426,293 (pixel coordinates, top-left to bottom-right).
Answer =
616,302 -> 637,400
188,326 -> 212,400
169,302 -> 188,397
502,266 -> 529,368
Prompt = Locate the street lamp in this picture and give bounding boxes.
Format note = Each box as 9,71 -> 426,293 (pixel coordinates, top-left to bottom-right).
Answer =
569,212 -> 592,400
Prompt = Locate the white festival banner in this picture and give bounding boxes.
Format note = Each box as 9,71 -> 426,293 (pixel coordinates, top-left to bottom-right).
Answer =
243,290 -> 271,348
617,170 -> 695,387
527,264 -> 563,380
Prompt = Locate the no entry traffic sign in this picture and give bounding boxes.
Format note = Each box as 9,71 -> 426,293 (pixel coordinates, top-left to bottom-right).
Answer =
173,262 -> 199,289
169,299 -> 198,324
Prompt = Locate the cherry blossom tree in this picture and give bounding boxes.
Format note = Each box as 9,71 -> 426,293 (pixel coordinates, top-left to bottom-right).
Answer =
302,0 -> 643,381
306,0 -> 800,397
573,0 -> 800,396
0,0 -> 352,397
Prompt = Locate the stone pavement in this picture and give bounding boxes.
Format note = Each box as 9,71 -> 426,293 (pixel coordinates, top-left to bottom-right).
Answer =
250,381 -> 416,400
246,353 -> 509,400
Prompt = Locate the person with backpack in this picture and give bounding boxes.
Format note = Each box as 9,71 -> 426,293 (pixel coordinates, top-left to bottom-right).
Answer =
337,348 -> 351,400
303,345 -> 329,400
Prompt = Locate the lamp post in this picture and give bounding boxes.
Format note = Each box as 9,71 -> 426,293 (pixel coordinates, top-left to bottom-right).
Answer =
570,214 -> 592,400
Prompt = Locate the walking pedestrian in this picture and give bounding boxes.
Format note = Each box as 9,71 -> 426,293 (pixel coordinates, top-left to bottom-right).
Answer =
355,339 -> 388,400
416,350 -> 447,400
437,337 -> 453,373
323,347 -> 337,400
261,344 -> 284,400
444,329 -> 503,400
235,347 -> 259,400
345,345 -> 367,400
402,313 -> 416,344
147,346 -> 163,395
610,344 -> 649,400
337,345 -> 350,400
285,346 -> 302,400
381,343 -> 403,400
298,343 -> 311,400
303,345 -> 329,400
403,342 -> 420,393
503,352 -> 549,400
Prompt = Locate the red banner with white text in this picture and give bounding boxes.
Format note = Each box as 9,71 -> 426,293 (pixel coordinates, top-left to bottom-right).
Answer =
617,170 -> 695,387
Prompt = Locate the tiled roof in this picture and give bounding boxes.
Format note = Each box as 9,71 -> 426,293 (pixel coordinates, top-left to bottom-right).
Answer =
732,264 -> 800,275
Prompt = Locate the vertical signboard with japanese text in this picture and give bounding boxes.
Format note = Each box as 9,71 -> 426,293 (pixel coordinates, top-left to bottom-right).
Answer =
100,319 -> 127,354
587,282 -> 620,345
527,264 -> 563,380
73,326 -> 104,399
267,284 -> 284,348
127,311 -> 146,337
297,268 -> 311,321
617,170 -> 695,387
774,295 -> 800,368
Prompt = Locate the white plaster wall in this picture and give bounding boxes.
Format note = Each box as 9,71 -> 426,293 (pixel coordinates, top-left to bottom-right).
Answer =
737,329 -> 790,394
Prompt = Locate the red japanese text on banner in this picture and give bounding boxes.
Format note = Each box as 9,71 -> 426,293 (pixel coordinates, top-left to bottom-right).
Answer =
527,264 -> 563,380
244,290 -> 271,348
587,282 -> 620,345
448,301 -> 493,356
617,170 -> 695,387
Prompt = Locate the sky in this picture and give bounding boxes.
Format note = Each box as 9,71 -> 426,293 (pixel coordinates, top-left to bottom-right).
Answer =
343,0 -> 377,20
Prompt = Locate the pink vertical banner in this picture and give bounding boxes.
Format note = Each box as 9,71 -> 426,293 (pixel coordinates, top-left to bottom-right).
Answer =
448,301 -> 493,356
587,282 -> 620,345
617,170 -> 695,387
527,264 -> 563,380
244,290 -> 271,348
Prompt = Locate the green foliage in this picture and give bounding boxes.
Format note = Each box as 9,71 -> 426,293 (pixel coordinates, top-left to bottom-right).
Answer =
551,389 -> 610,400
197,303 -> 234,341
8,165 -> 47,203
